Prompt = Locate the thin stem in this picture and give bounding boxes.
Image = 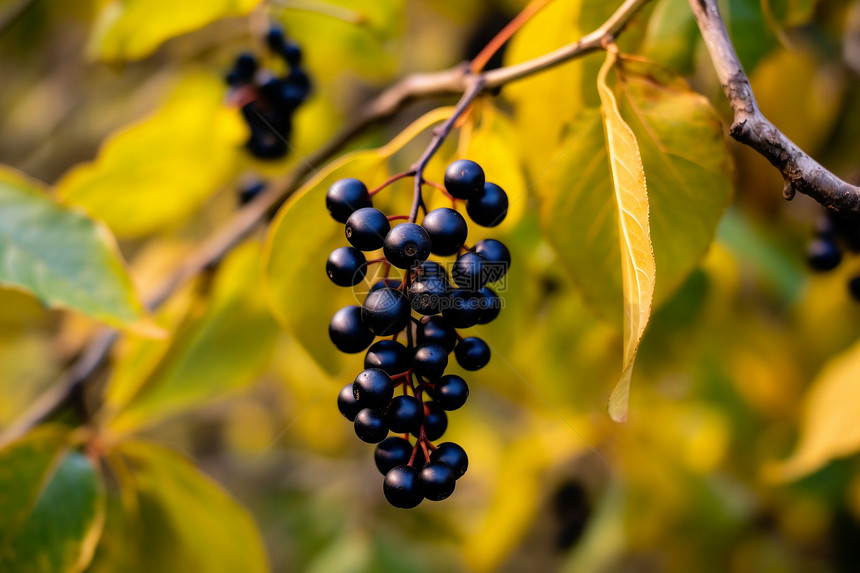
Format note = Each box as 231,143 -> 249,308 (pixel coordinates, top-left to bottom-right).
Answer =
470,0 -> 555,73
386,215 -> 409,222
369,170 -> 416,196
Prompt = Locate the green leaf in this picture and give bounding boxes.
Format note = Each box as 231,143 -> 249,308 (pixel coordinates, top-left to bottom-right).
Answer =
88,0 -> 261,61
0,427 -> 105,573
597,51 -> 655,423
109,240 -> 279,433
768,340 -> 860,481
264,108 -> 453,375
113,440 -> 269,573
641,0 -> 700,74
57,73 -> 244,238
0,167 -> 152,334
726,0 -> 779,73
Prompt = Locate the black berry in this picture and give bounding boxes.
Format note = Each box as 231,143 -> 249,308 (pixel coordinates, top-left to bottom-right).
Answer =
374,437 -> 416,475
452,251 -> 488,290
354,408 -> 389,443
474,239 -> 511,283
430,442 -> 468,479
434,374 -> 469,411
466,182 -> 508,227
383,223 -> 431,269
364,340 -> 411,375
353,368 -> 394,408
329,305 -> 375,353
337,383 -> 362,421
345,208 -> 391,251
455,337 -> 490,371
419,461 -> 456,501
417,316 -> 457,353
421,208 -> 468,256
362,288 -> 411,336
326,247 -> 366,287
326,178 -> 372,223
443,289 -> 483,328
807,238 -> 842,271
413,402 -> 447,441
413,344 -> 448,380
383,465 -> 423,509
409,272 -> 450,315
385,395 -> 425,433
477,286 -> 501,324
444,160 -> 485,200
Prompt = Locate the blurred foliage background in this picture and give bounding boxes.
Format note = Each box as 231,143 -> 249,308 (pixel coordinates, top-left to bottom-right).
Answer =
2,0 -> 860,572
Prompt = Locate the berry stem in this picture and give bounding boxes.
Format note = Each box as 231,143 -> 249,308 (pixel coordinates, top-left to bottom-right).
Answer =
387,215 -> 410,221
369,171 -> 416,196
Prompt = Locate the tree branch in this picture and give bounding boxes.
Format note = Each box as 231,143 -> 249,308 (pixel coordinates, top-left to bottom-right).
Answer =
688,0 -> 860,215
0,0 -> 654,445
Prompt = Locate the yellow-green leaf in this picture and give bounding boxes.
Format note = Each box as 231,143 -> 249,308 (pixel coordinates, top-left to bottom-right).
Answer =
0,427 -> 105,573
597,51 -> 655,423
111,440 -> 269,573
88,0 -> 261,61
109,240 -> 279,433
0,167 -> 151,333
768,339 -> 860,481
57,73 -> 244,238
264,108 -> 453,375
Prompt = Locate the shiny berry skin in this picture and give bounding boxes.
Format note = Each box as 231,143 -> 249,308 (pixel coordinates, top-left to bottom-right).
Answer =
452,251 -> 488,290
849,276 -> 860,302
444,160 -> 485,200
383,223 -> 431,269
385,395 -> 425,433
474,239 -> 511,282
265,28 -> 286,51
326,247 -> 366,286
417,260 -> 447,278
455,337 -> 491,371
434,374 -> 469,410
353,368 -> 394,408
383,465 -> 423,509
329,305 -> 375,353
467,182 -> 508,227
361,288 -> 410,336
412,402 -> 447,441
370,279 -> 402,293
443,289 -> 483,328
807,238 -> 842,271
477,287 -> 501,324
409,272 -> 450,315
417,316 -> 457,353
374,437 -> 416,475
345,208 -> 390,251
326,178 -> 372,223
430,442 -> 468,479
337,383 -> 362,421
354,408 -> 389,443
413,344 -> 448,380
421,208 -> 468,256
419,461 -> 456,501
364,340 -> 410,375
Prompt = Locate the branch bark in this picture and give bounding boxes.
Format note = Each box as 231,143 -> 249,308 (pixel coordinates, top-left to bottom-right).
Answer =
689,0 -> 860,215
0,0 -> 653,445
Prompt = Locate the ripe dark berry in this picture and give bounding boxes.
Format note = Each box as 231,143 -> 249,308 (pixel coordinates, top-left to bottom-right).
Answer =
466,182 -> 508,227
354,408 -> 389,443
345,208 -> 390,251
383,465 -> 423,509
849,275 -> 860,302
412,402 -> 447,441
326,178 -> 372,223
417,260 -> 447,278
477,287 -> 501,324
444,160 -> 485,200
413,344 -> 448,380
383,223 -> 431,269
361,288 -> 411,336
430,442 -> 468,479
417,316 -> 457,353
374,437 -> 416,475
281,43 -> 303,67
227,52 -> 258,86
370,279 -> 402,293
265,27 -> 286,51
337,383 -> 362,421
409,272 -> 450,315
443,289 -> 483,328
238,180 -> 265,206
353,368 -> 394,408
455,337 -> 491,371
385,395 -> 425,433
326,247 -> 366,286
806,238 -> 842,271
421,208 -> 468,256
277,69 -> 311,108
364,340 -> 410,375
452,251 -> 488,290
474,239 -> 511,283
434,374 -> 469,411
329,305 -> 375,353
419,461 -> 456,501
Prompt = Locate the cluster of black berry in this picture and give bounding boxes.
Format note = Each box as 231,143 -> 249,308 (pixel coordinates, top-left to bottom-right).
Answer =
326,160 -> 511,508
807,209 -> 860,301
225,27 -> 311,159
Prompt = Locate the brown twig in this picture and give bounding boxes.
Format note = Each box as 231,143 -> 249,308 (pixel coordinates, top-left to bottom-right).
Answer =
688,0 -> 860,215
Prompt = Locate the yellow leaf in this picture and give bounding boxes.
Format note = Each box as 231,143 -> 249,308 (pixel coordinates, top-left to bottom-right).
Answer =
597,51 -> 655,423
57,72 -> 244,238
767,340 -> 860,481
89,0 -> 262,61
